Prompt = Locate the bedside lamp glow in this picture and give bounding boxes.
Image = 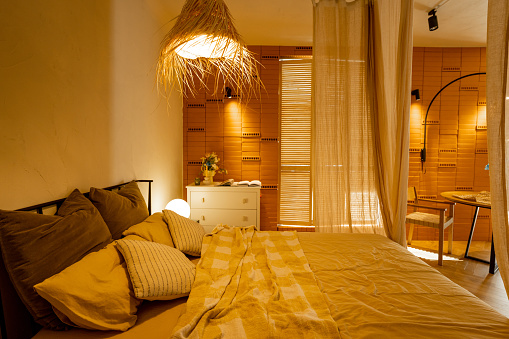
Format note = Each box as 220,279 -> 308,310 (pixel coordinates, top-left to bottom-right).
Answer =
165,199 -> 191,218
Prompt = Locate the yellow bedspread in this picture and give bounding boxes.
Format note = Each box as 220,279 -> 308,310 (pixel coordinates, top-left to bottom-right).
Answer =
34,232 -> 509,339
298,232 -> 509,339
171,225 -> 339,338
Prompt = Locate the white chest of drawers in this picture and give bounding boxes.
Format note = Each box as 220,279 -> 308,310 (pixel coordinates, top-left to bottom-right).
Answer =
186,183 -> 261,233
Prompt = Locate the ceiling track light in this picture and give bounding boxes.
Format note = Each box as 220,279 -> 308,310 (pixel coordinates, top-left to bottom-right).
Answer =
428,9 -> 438,31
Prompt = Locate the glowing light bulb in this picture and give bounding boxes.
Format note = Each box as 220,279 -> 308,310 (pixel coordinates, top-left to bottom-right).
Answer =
165,199 -> 191,218
175,35 -> 238,60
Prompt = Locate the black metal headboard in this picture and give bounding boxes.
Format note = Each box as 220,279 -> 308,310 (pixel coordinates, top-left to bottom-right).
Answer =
0,179 -> 153,339
15,179 -> 153,215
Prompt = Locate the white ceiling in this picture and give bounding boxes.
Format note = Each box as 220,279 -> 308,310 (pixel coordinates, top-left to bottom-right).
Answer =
159,0 -> 488,47
413,0 -> 487,47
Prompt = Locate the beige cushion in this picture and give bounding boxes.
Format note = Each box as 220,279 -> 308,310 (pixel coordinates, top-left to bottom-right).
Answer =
34,238 -> 142,331
163,209 -> 205,257
0,189 -> 112,329
90,181 -> 149,239
122,212 -> 174,247
116,239 -> 196,301
406,212 -> 453,228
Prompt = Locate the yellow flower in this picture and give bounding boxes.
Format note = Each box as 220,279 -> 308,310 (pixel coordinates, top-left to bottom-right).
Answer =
200,151 -> 227,174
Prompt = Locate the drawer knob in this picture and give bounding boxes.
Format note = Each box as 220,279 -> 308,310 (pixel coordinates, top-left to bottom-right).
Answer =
202,215 -> 205,221
243,198 -> 248,204
202,197 -> 205,203
243,216 -> 248,221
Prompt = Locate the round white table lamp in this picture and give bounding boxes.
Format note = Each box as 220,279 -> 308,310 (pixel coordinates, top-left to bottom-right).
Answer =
165,199 -> 191,218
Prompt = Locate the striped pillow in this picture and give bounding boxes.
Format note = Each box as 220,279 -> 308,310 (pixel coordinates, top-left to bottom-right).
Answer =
115,239 -> 195,301
163,209 -> 205,257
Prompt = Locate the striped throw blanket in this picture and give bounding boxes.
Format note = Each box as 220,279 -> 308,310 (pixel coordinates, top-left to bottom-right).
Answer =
171,225 -> 339,338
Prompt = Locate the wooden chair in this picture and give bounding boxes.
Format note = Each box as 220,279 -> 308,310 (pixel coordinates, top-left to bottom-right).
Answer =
406,187 -> 455,265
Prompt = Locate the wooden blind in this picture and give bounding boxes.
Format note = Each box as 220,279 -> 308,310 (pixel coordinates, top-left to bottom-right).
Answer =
279,59 -> 312,226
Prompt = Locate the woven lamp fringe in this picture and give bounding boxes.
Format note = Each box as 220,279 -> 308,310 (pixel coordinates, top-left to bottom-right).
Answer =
157,0 -> 262,99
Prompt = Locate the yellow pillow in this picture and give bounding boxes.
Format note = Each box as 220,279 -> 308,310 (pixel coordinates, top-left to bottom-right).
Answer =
116,239 -> 196,301
163,209 -> 205,256
34,238 -> 142,331
122,212 -> 174,247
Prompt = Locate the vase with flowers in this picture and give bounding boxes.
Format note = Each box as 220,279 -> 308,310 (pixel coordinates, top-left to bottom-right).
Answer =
201,152 -> 227,185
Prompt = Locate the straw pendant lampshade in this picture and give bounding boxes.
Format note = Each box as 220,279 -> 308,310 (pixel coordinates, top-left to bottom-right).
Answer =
157,0 -> 262,98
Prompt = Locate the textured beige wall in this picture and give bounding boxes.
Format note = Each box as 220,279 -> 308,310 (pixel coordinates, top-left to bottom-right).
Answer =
0,0 -> 183,212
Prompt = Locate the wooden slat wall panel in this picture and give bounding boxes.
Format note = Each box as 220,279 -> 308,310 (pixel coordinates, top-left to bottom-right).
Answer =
183,46 -> 311,231
261,189 -> 278,231
409,47 -> 490,242
183,45 -> 488,238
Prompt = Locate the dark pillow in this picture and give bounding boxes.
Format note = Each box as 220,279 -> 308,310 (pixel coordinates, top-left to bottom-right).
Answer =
0,189 -> 112,329
89,181 -> 149,239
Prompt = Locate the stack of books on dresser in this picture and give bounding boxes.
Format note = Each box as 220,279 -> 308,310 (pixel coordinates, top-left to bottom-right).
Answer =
216,179 -> 262,187
237,180 -> 262,187
217,179 -> 234,186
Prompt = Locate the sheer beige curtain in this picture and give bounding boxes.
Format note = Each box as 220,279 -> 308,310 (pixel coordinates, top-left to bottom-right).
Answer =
312,0 -> 412,245
487,0 -> 509,295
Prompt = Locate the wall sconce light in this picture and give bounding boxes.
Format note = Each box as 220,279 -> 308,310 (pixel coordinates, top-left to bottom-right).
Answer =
165,199 -> 191,218
428,9 -> 438,31
225,87 -> 232,98
157,0 -> 262,98
411,89 -> 420,101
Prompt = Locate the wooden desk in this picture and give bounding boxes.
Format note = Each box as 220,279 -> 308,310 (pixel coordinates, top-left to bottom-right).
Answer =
440,191 -> 497,274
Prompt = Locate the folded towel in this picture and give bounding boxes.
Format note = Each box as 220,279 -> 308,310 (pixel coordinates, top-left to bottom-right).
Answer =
452,193 -> 476,201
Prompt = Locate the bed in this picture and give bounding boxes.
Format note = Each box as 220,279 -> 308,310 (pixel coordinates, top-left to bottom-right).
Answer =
1,180 -> 509,339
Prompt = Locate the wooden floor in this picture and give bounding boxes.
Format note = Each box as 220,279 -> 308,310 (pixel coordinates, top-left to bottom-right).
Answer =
409,240 -> 509,318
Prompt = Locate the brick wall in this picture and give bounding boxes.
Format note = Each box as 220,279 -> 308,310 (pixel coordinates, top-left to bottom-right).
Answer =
409,47 -> 490,241
183,46 -> 490,240
183,46 -> 311,231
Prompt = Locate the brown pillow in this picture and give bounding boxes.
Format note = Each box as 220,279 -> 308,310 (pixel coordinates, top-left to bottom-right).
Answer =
89,181 -> 149,239
0,189 -> 112,329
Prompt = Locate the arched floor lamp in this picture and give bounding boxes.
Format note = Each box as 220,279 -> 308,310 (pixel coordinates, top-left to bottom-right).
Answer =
420,72 -> 486,172
418,71 -> 496,273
